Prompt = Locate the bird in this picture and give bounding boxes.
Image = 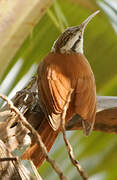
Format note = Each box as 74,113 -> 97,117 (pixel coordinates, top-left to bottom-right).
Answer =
22,10 -> 99,168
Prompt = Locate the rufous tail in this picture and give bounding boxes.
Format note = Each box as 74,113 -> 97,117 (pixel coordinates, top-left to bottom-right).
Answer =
21,118 -> 59,168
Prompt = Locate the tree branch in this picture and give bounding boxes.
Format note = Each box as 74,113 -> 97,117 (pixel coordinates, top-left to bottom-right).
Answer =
66,96 -> 117,133
23,93 -> 117,134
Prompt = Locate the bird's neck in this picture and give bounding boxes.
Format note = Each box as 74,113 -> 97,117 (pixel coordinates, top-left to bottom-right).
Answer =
71,37 -> 83,54
51,37 -> 84,54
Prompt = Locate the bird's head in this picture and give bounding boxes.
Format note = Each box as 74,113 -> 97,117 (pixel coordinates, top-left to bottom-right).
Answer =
51,10 -> 99,54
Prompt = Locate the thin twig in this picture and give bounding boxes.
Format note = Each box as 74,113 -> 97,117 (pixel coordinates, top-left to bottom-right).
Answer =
0,157 -> 17,162
61,89 -> 88,180
0,93 -> 67,180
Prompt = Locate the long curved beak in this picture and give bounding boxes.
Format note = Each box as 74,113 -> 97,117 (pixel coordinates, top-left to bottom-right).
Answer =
80,10 -> 100,31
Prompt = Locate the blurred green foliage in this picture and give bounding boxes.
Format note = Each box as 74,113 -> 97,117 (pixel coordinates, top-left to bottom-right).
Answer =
0,0 -> 117,179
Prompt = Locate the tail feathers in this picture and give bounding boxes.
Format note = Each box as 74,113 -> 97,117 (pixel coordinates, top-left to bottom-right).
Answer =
21,118 -> 59,168
82,120 -> 93,136
82,104 -> 96,136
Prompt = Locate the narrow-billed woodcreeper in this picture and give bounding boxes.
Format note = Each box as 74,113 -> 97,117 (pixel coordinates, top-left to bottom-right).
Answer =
22,11 -> 99,167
